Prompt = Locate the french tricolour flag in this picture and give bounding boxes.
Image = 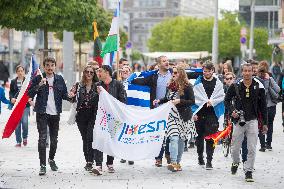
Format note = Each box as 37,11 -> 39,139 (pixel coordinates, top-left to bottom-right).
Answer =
2,56 -> 40,139
125,70 -> 158,108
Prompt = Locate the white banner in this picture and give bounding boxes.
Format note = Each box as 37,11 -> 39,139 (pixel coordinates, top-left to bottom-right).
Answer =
93,87 -> 173,161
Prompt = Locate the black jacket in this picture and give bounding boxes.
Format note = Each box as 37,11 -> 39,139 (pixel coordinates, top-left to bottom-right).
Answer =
224,78 -> 268,126
0,62 -> 9,84
9,77 -> 30,108
159,84 -> 195,122
278,71 -> 284,112
28,73 -> 69,114
75,83 -> 99,113
98,79 -> 126,103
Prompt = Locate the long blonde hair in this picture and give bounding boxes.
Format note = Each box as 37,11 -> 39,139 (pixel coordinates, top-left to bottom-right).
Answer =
169,65 -> 189,96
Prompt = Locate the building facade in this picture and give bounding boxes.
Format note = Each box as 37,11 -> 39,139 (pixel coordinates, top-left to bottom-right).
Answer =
239,0 -> 280,30
100,0 -> 215,52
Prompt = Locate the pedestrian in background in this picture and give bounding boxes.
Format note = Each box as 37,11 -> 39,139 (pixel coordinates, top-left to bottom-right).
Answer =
0,60 -> 10,87
9,65 -> 31,147
0,84 -> 10,114
257,61 -> 280,152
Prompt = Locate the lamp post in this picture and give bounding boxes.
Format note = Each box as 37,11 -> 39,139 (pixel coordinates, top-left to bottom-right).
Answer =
249,0 -> 256,59
212,0 -> 218,64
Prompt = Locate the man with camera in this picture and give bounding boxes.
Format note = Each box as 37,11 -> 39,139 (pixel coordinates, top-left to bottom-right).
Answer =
225,63 -> 268,182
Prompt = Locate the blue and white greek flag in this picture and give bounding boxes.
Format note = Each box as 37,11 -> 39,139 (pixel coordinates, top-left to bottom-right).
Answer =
191,75 -> 225,130
125,70 -> 158,108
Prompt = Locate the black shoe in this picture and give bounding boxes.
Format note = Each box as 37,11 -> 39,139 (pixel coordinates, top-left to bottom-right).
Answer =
188,142 -> 195,149
39,165 -> 46,176
245,171 -> 254,182
231,163 -> 239,175
165,154 -> 171,164
184,147 -> 188,152
266,145 -> 272,151
128,161 -> 134,165
259,147 -> 266,152
120,159 -> 126,163
198,158 -> 205,166
84,163 -> 93,171
48,159 -> 58,171
206,161 -> 213,170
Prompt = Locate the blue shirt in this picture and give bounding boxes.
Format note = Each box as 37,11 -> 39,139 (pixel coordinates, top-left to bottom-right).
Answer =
156,70 -> 172,100
0,86 -> 10,114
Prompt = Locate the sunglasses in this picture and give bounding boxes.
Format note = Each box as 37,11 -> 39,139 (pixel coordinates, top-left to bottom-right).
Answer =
225,77 -> 233,80
173,71 -> 178,75
245,88 -> 250,98
84,70 -> 94,75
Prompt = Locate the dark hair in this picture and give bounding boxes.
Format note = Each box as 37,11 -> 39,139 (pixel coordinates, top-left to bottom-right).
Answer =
119,58 -> 128,64
43,57 -> 56,66
16,65 -> 25,72
101,65 -> 112,76
203,61 -> 215,71
246,59 -> 258,65
241,63 -> 253,71
258,60 -> 269,73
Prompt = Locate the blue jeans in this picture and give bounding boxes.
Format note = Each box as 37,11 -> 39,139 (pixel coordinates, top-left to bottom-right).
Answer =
15,107 -> 29,143
155,137 -> 170,160
169,136 -> 185,164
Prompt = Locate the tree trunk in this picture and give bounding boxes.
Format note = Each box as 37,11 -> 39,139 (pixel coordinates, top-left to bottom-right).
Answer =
78,40 -> 82,79
43,27 -> 48,58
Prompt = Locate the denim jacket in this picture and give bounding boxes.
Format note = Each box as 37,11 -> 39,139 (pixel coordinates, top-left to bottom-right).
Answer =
28,73 -> 69,114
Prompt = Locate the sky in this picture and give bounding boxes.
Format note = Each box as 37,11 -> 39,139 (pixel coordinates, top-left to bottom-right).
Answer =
219,0 -> 239,12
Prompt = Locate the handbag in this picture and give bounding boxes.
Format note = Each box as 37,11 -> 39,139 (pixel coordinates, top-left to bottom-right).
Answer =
67,83 -> 80,125
268,78 -> 281,104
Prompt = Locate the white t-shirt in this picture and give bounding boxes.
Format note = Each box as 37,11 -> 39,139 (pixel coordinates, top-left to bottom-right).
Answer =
46,77 -> 57,115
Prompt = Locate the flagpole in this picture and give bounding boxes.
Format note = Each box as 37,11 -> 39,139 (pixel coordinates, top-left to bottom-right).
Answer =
116,0 -> 121,81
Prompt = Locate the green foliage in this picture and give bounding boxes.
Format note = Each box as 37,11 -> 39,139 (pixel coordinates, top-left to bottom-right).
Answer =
0,0 -> 112,46
253,28 -> 273,60
148,13 -> 272,60
131,50 -> 142,61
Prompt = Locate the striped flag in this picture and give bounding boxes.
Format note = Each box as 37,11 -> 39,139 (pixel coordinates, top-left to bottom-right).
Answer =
126,70 -> 158,108
2,56 -> 40,139
93,21 -> 103,66
191,75 -> 225,130
101,0 -> 120,66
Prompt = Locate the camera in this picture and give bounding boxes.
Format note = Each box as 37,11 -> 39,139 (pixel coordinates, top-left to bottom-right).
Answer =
236,110 -> 246,126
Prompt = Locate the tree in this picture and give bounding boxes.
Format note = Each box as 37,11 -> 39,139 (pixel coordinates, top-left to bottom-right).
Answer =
148,13 -> 272,61
0,0 -> 109,57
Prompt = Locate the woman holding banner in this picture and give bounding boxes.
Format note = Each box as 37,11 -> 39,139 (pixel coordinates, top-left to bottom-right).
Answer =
69,65 -> 99,172
153,65 -> 196,172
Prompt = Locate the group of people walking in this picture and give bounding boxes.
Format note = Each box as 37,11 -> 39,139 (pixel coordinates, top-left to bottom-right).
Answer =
2,55 -> 282,183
